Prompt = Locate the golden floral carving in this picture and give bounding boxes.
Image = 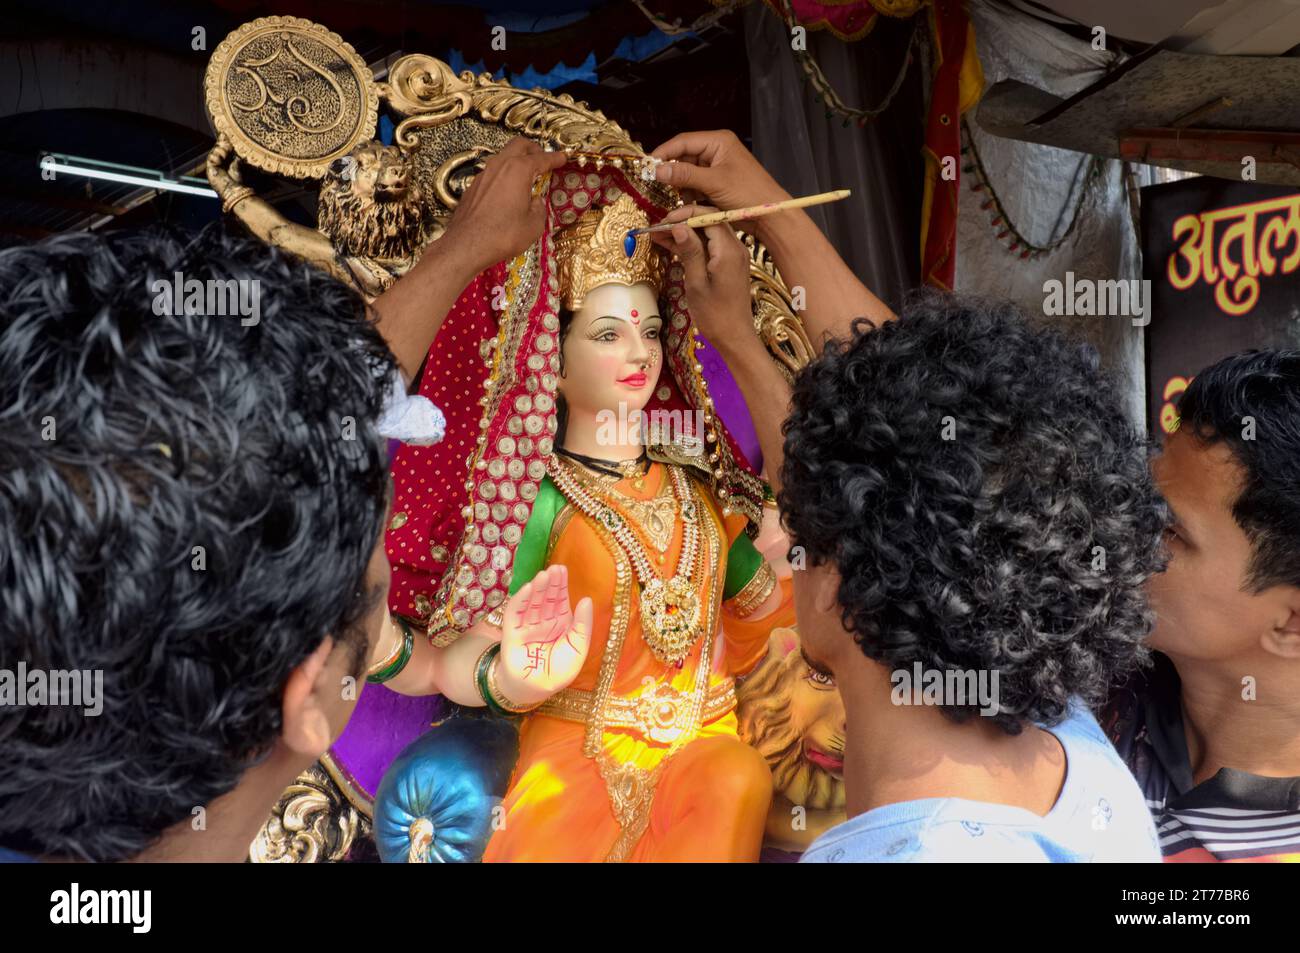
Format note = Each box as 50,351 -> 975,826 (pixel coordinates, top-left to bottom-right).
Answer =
249,761 -> 368,863
744,232 -> 816,380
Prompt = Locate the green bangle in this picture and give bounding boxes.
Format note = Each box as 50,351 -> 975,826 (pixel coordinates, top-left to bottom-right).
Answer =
367,617 -> 415,684
474,642 -> 511,717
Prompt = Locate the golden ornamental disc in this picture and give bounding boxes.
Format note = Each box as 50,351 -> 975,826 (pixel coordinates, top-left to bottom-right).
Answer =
204,16 -> 379,179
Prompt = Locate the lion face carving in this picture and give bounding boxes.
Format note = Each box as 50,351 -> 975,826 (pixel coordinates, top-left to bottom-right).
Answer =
737,627 -> 846,813
317,141 -> 432,260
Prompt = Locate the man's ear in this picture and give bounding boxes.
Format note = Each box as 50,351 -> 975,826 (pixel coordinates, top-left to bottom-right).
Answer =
281,637 -> 336,758
1263,601 -> 1300,659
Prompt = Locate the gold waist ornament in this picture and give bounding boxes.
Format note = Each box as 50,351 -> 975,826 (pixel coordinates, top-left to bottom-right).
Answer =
537,676 -> 737,745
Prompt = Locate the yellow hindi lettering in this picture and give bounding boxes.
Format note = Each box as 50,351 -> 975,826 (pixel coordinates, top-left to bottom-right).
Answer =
1216,206 -> 1262,316
1165,194 -> 1300,316
1259,194 -> 1300,277
1168,213 -> 1210,291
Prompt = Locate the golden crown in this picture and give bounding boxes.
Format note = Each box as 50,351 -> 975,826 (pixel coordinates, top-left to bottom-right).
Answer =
552,193 -> 666,311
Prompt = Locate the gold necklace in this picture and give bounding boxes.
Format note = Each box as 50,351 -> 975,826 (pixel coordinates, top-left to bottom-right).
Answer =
555,448 -> 648,488
564,460 -> 677,557
549,457 -> 706,665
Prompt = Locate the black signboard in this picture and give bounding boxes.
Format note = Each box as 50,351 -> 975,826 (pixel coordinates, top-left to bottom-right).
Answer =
1142,178 -> 1300,435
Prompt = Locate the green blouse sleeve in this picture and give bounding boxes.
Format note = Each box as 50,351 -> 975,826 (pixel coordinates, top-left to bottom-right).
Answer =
723,530 -> 765,601
508,476 -> 564,596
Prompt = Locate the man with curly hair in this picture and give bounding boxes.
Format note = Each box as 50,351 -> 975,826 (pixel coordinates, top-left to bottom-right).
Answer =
651,130 -> 1165,862
1105,350 -> 1300,862
775,294 -> 1168,862
0,227 -> 396,864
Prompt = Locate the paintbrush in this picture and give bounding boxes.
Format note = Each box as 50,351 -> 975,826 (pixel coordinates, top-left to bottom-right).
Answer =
624,189 -> 851,256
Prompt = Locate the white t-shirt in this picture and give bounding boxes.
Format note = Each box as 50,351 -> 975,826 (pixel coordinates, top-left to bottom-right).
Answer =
800,701 -> 1161,863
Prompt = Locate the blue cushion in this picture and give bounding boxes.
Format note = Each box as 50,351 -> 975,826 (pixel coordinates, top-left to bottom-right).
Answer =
372,714 -> 519,863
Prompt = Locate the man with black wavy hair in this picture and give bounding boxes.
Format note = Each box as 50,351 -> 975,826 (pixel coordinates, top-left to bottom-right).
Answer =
777,292 -> 1168,862
1106,349 -> 1300,862
0,226 -> 396,863
0,138 -> 564,863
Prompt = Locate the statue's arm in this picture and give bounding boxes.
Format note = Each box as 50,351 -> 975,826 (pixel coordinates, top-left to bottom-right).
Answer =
381,622 -> 499,705
377,568 -> 591,708
377,481 -> 586,704
723,531 -> 786,623
206,138 -> 354,286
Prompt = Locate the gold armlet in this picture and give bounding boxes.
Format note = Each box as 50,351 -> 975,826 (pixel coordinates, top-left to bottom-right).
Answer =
725,561 -> 777,619
221,185 -> 256,215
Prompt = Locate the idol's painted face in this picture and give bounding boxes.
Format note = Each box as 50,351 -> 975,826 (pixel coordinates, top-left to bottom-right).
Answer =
558,282 -> 663,417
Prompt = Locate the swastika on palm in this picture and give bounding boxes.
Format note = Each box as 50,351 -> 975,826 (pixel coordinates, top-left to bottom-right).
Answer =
524,643 -> 547,676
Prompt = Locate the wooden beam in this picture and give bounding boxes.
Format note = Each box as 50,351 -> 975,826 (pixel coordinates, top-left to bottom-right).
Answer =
1119,127 -> 1300,168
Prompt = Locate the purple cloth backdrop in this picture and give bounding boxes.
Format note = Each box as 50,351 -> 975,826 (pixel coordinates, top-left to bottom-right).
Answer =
698,336 -> 762,472
330,685 -> 448,800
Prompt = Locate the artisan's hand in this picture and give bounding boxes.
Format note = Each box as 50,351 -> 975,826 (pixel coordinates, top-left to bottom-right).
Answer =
441,137 -> 567,274
650,205 -> 752,342
496,565 -> 593,708
651,130 -> 788,214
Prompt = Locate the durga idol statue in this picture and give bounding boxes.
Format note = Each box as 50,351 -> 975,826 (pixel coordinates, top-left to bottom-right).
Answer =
372,162 -> 795,862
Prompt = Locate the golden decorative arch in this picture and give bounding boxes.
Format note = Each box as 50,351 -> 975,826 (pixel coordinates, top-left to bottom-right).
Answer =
204,15 -> 812,371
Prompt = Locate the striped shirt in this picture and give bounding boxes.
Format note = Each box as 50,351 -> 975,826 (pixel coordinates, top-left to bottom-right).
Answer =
1104,652 -> 1300,863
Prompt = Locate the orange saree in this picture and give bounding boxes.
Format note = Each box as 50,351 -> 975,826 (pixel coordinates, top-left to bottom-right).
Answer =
483,461 -> 795,862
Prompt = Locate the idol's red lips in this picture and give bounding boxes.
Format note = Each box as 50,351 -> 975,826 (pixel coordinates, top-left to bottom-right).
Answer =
619,373 -> 647,386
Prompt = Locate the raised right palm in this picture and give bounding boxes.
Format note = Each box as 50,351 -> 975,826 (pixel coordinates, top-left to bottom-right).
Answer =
496,564 -> 593,708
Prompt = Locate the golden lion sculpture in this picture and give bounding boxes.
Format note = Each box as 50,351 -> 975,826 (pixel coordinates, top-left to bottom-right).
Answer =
316,141 -> 434,261
206,136 -> 433,300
